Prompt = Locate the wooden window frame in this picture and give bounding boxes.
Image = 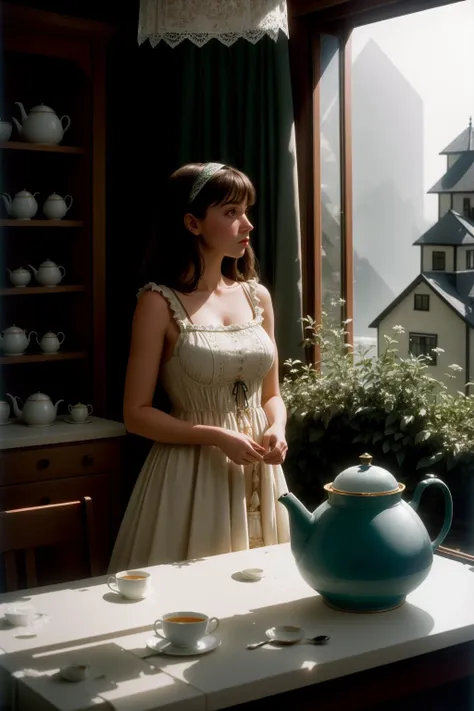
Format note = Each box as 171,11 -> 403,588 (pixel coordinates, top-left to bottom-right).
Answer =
432,251 -> 446,271
466,250 -> 474,270
414,293 -> 430,311
409,332 -> 438,364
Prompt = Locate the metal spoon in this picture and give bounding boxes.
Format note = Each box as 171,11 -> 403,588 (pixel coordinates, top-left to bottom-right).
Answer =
247,630 -> 330,650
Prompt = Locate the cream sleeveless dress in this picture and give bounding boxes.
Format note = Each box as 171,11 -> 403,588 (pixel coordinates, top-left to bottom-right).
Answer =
108,279 -> 290,570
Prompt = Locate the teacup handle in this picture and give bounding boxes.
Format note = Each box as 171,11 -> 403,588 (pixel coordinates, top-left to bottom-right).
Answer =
107,576 -> 119,593
68,404 -> 73,414
87,404 -> 94,415
207,617 -> 219,633
153,618 -> 167,640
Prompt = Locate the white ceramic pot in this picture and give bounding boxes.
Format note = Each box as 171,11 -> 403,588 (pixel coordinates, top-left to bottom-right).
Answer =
43,193 -> 73,220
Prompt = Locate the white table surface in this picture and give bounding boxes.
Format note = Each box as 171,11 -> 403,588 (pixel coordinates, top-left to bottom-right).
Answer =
0,416 -> 126,450
0,543 -> 473,711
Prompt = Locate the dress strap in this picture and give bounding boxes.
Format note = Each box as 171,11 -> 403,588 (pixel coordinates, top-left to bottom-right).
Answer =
137,282 -> 190,330
241,279 -> 264,322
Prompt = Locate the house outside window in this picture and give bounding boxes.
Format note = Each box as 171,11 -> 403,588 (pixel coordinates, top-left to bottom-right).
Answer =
432,251 -> 446,271
467,250 -> 474,270
409,333 -> 438,365
414,293 -> 429,311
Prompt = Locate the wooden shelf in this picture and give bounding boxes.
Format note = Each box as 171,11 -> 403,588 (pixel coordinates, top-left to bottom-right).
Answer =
0,141 -> 84,154
0,285 -> 85,295
0,351 -> 87,364
0,219 -> 84,228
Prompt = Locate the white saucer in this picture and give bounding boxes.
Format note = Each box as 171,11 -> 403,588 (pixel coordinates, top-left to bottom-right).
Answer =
146,634 -> 220,656
239,568 -> 265,581
64,417 -> 93,425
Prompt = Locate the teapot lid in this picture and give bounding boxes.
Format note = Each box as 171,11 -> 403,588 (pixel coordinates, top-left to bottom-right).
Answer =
30,103 -> 54,113
331,454 -> 400,494
3,324 -> 25,334
42,331 -> 56,338
46,193 -> 62,201
12,266 -> 29,272
15,189 -> 34,197
39,258 -> 57,267
26,391 -> 51,401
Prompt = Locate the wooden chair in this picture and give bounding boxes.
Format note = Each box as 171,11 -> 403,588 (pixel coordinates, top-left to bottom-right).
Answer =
0,497 -> 100,591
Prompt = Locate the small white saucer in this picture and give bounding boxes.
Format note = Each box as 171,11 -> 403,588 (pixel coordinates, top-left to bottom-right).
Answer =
239,568 -> 265,581
146,634 -> 220,656
64,417 -> 93,425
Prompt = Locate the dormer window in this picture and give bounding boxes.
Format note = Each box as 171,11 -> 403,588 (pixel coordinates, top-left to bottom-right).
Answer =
432,251 -> 446,271
467,250 -> 474,270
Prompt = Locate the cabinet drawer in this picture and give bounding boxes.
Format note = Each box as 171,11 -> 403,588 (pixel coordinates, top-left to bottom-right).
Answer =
0,439 -> 121,486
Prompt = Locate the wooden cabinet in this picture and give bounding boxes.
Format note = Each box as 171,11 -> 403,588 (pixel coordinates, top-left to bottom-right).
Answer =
0,435 -> 124,589
0,3 -> 113,414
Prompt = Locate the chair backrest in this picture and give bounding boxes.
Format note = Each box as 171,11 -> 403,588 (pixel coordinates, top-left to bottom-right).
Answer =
0,497 -> 100,591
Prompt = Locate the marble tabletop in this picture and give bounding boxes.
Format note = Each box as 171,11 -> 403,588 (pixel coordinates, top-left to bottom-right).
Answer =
0,416 -> 126,450
0,543 -> 473,711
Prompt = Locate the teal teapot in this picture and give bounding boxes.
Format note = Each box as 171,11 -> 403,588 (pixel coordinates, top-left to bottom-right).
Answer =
279,454 -> 453,613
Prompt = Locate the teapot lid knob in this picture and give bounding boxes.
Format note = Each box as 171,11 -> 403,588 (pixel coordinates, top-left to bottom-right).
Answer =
359,453 -> 373,466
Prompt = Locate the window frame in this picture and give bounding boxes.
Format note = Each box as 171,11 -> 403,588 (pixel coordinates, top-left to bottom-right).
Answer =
432,251 -> 446,271
466,250 -> 474,270
414,293 -> 430,311
409,332 -> 438,365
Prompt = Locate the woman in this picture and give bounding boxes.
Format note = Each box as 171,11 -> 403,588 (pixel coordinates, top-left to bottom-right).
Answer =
108,161 -> 290,571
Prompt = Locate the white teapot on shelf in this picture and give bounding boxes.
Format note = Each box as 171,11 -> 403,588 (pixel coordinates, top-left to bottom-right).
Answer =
36,331 -> 65,354
0,325 -> 36,356
6,392 -> 63,427
2,189 -> 39,219
28,259 -> 66,287
12,102 -> 71,145
43,193 -> 73,220
0,400 -> 10,424
7,266 -> 31,287
0,118 -> 12,142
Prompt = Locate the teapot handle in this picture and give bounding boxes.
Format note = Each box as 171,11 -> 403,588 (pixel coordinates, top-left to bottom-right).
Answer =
60,115 -> 71,133
409,474 -> 453,551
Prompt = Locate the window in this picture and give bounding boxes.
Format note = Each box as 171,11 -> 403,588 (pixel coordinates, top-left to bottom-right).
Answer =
432,251 -> 446,271
467,250 -> 474,270
409,333 -> 438,365
414,293 -> 429,311
463,198 -> 471,218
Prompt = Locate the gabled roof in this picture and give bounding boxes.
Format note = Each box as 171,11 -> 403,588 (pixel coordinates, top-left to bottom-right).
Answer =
428,152 -> 474,193
369,271 -> 474,329
440,119 -> 474,154
413,210 -> 474,246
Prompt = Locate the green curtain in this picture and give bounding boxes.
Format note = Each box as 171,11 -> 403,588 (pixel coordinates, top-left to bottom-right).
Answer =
145,34 -> 303,364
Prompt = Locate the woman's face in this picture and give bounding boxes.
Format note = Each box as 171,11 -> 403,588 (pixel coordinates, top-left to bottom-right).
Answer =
187,201 -> 254,258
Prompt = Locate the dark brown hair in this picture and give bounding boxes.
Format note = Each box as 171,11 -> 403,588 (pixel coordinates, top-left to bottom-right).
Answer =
142,163 -> 259,292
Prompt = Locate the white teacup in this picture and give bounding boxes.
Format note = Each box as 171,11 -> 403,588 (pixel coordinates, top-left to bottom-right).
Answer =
107,570 -> 151,600
5,604 -> 41,626
68,402 -> 93,422
154,611 -> 219,648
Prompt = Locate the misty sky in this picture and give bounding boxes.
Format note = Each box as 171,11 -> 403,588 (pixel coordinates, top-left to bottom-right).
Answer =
352,0 -> 474,225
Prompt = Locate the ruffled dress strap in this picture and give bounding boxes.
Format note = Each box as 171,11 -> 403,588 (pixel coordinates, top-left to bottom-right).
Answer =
241,279 -> 264,323
137,282 -> 190,331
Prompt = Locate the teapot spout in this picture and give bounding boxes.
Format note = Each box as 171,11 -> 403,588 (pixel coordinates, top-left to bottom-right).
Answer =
11,117 -> 22,135
278,492 -> 313,558
6,393 -> 22,419
14,101 -> 27,124
27,263 -> 38,276
53,399 -> 64,415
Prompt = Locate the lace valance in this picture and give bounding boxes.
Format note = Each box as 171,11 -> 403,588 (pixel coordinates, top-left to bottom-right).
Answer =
138,0 -> 289,48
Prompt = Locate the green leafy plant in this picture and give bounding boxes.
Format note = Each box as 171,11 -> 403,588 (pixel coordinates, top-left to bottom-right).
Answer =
281,306 -> 474,509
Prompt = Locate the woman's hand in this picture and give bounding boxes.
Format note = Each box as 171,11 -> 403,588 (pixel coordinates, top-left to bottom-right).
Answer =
215,430 -> 266,466
262,424 -> 287,464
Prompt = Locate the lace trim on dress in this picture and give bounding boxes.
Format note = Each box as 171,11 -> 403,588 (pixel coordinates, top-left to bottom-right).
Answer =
137,282 -> 189,331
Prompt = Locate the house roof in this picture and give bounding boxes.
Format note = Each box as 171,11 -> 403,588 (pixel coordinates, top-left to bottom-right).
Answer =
428,151 -> 474,193
440,119 -> 474,154
413,210 -> 474,246
369,271 -> 474,329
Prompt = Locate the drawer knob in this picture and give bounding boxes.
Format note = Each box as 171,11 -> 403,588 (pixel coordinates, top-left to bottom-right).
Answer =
37,458 -> 50,470
82,455 -> 94,467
